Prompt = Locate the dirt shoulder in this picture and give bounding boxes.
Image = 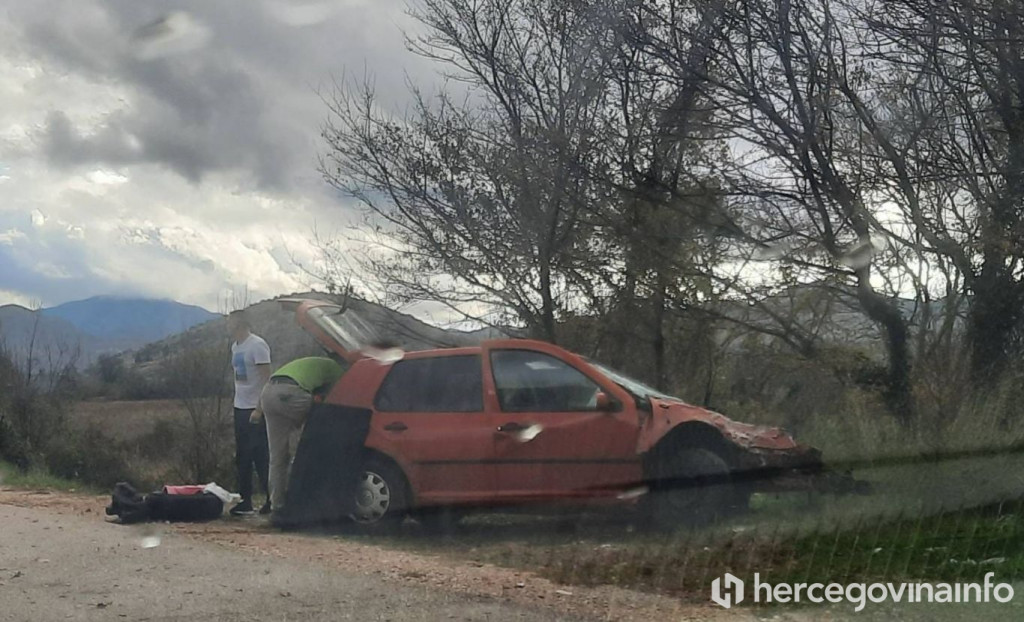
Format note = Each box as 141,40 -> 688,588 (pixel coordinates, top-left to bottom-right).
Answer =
0,487 -> 736,622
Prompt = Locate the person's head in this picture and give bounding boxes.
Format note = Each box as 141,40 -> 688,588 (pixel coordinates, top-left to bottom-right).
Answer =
226,310 -> 251,342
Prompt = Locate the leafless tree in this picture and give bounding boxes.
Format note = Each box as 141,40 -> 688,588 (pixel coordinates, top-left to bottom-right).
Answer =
164,340 -> 232,483
847,0 -> 1024,383
320,0 -> 625,342
0,310 -> 80,468
634,0 -> 921,420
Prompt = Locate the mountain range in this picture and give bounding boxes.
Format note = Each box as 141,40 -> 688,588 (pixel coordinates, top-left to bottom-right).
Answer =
131,292 -> 507,372
0,296 -> 219,366
0,293 -> 506,371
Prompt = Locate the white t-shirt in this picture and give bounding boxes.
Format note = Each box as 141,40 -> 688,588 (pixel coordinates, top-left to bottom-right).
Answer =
231,333 -> 271,409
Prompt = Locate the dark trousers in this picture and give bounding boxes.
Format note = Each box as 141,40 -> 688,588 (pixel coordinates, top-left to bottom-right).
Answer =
233,408 -> 269,504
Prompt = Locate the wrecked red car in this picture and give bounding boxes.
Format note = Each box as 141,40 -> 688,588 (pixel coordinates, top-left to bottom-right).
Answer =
281,299 -> 839,529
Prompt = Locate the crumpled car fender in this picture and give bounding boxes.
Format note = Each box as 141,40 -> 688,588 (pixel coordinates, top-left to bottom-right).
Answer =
638,399 -> 798,453
637,398 -> 826,478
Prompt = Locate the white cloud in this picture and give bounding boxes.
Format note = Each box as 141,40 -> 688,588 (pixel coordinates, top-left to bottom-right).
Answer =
0,0 -> 434,312
85,169 -> 128,185
0,289 -> 35,308
0,229 -> 27,245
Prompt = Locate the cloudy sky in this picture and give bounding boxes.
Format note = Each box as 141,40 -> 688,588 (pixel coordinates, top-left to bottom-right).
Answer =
0,0 -> 433,312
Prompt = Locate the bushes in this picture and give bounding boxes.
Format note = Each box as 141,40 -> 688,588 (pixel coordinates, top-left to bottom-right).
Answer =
45,427 -> 132,490
45,338 -> 236,491
38,410 -> 235,492
0,392 -> 68,471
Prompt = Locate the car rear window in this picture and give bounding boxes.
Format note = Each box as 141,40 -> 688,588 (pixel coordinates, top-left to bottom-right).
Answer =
375,355 -> 483,412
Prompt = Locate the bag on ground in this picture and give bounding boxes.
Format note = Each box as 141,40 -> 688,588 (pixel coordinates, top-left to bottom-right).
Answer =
105,482 -> 225,523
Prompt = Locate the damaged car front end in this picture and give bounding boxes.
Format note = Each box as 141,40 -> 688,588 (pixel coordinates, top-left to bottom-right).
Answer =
638,397 -> 867,513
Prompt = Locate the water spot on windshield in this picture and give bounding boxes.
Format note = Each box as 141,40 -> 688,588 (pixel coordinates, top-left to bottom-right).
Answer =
363,345 -> 405,364
752,239 -> 794,260
131,12 -> 211,61
516,424 -> 544,443
839,233 -> 889,270
137,524 -> 163,549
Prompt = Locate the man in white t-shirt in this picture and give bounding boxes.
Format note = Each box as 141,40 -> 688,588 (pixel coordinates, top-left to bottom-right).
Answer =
227,310 -> 271,515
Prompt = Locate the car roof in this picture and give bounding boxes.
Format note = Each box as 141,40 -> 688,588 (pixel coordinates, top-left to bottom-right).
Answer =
396,338 -> 556,358
282,297 -> 555,361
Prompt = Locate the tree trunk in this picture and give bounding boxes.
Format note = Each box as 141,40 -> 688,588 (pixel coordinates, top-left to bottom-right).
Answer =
968,258 -> 1024,383
652,275 -> 668,391
538,260 -> 557,344
855,271 -> 914,425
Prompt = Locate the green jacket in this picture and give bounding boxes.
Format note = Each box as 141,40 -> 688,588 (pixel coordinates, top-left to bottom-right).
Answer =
272,357 -> 345,394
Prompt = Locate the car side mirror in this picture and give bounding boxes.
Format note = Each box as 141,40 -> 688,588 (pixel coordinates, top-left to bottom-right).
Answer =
595,392 -> 618,412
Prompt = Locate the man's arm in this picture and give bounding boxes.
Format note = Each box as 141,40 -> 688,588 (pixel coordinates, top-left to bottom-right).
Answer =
249,363 -> 272,422
249,338 -> 273,423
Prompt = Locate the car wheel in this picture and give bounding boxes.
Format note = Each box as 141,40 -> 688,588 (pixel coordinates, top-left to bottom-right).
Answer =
349,458 -> 408,531
649,447 -> 733,529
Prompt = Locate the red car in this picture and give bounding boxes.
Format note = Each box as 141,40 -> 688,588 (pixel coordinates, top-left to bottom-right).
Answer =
285,299 -> 832,529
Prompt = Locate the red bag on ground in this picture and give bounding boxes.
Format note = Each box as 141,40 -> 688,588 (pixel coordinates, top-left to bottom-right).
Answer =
162,485 -> 206,495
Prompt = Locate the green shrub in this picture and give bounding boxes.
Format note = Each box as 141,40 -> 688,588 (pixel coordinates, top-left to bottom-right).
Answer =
44,427 -> 133,490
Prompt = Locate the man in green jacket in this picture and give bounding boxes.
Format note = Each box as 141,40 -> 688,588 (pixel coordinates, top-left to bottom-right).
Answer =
252,356 -> 345,514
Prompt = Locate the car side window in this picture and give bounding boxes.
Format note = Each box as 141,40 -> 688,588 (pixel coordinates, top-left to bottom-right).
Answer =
490,350 -> 600,412
375,355 -> 483,412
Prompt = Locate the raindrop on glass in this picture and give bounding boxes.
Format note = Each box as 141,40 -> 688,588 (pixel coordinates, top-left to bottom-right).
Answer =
131,12 -> 211,61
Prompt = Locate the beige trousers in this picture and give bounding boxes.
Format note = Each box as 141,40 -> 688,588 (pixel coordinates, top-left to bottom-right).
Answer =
259,382 -> 313,511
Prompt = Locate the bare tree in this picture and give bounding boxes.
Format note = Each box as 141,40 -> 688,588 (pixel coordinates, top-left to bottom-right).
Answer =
164,340 -> 231,483
320,0 -> 624,342
847,0 -> 1024,382
0,309 -> 80,469
634,0 -> 922,420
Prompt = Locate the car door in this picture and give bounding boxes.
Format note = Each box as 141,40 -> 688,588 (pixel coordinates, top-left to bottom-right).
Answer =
486,348 -> 641,500
371,353 -> 497,505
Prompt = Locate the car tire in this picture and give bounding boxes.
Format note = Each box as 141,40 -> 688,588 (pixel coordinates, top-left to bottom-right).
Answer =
648,447 -> 733,529
348,457 -> 408,532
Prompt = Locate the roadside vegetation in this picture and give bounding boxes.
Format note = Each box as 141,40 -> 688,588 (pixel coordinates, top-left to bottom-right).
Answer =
0,460 -> 86,493
0,329 -> 234,492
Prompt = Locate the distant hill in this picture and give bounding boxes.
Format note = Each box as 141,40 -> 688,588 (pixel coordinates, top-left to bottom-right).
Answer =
0,304 -> 100,366
0,297 -> 219,367
130,292 -> 511,374
42,296 -> 218,344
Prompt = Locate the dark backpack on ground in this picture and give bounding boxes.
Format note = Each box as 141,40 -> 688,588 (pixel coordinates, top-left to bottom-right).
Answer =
105,482 -> 150,524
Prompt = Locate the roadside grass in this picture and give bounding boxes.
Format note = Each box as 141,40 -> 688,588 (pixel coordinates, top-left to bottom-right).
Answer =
533,498 -> 1024,599
0,460 -> 93,493
351,450 -> 1024,601
358,492 -> 1024,602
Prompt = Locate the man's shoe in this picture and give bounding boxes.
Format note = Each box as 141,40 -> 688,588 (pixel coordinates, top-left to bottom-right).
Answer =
230,501 -> 255,516
259,501 -> 272,515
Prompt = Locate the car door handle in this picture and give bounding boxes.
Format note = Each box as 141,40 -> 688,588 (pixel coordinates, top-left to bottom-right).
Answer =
496,422 -> 529,433
383,422 -> 408,432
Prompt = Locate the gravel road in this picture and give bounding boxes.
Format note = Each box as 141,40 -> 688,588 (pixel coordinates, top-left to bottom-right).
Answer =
0,501 -> 581,622
0,489 -> 735,622
9,488 -> 1015,621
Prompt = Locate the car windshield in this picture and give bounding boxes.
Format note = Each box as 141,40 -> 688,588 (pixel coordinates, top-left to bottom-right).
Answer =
586,359 -> 678,402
